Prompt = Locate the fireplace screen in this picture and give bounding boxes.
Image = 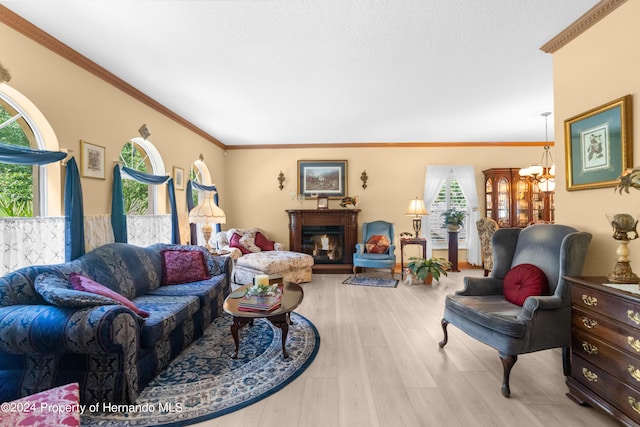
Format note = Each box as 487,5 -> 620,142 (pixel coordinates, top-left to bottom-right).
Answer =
302,226 -> 344,264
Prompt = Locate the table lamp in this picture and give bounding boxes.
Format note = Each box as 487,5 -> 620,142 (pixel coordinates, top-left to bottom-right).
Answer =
405,197 -> 428,238
188,191 -> 226,253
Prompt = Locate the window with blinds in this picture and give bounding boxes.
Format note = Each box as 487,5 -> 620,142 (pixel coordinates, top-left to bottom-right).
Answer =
429,178 -> 469,249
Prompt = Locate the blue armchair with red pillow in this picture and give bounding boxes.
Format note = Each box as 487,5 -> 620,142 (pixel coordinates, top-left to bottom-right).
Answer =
439,224 -> 592,397
0,242 -> 231,405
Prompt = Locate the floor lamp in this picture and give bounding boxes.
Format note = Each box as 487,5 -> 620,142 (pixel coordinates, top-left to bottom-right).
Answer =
188,191 -> 226,253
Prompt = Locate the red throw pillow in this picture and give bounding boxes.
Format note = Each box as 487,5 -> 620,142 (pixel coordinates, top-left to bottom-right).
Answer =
503,263 -> 550,306
366,234 -> 390,254
255,232 -> 276,251
230,232 -> 251,254
161,249 -> 210,285
69,273 -> 150,318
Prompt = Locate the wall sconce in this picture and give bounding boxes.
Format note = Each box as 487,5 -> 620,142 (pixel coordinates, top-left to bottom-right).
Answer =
278,171 -> 285,190
138,124 -> 151,140
361,170 -> 368,189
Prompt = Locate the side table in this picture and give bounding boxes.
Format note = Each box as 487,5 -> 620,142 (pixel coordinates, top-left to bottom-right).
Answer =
400,237 -> 427,279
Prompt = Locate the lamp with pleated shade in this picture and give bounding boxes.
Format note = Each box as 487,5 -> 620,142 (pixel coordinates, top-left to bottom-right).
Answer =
405,197 -> 428,238
188,191 -> 226,253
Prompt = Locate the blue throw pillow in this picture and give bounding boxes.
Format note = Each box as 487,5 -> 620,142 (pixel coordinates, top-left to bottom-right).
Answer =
34,273 -> 119,308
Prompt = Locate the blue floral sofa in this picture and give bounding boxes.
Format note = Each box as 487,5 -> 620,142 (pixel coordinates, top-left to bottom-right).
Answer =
0,242 -> 231,405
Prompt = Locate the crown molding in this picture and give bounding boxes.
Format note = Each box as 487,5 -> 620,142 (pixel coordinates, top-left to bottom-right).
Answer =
0,5 -> 227,149
224,141 -> 554,150
540,0 -> 627,53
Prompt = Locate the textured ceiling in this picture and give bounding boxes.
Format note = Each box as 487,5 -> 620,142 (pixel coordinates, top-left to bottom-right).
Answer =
2,0 -> 600,146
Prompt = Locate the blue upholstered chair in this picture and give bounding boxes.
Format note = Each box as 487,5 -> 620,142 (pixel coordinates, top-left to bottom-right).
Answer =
439,224 -> 592,397
353,220 -> 396,278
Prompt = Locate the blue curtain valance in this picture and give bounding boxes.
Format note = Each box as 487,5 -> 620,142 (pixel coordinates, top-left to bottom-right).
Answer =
0,141 -> 67,165
112,166 -> 180,244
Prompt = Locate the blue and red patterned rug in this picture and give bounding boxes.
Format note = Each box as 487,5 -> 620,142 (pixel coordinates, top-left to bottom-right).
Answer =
82,312 -> 319,426
342,276 -> 399,288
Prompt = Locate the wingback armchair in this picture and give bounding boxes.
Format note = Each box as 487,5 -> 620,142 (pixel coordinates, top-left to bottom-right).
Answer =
353,220 -> 396,278
476,217 -> 499,276
439,224 -> 592,397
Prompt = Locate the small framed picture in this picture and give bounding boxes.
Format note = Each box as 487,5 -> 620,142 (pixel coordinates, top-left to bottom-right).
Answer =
173,167 -> 185,190
80,140 -> 106,179
317,196 -> 329,210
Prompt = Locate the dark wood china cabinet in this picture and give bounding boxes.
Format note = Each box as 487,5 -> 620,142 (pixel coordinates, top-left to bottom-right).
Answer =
483,168 -> 554,227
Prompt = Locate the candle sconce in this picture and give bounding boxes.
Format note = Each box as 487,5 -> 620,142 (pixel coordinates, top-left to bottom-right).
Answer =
361,170 -> 368,189
278,171 -> 285,190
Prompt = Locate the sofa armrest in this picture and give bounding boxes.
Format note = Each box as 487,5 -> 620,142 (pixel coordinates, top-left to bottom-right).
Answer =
0,305 -> 139,355
457,276 -> 503,296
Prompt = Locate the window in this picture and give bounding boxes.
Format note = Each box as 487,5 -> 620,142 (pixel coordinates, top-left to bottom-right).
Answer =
429,177 -> 469,249
0,98 -> 37,217
118,138 -> 166,215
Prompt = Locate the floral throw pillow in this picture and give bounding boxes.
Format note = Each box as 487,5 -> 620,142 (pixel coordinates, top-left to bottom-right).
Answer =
366,235 -> 390,254
35,273 -> 119,308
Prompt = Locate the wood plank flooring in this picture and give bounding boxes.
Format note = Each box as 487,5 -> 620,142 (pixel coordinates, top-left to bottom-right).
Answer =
196,270 -> 619,427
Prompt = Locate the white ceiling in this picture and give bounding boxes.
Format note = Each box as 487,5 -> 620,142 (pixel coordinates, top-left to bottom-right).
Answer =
2,0 -> 600,146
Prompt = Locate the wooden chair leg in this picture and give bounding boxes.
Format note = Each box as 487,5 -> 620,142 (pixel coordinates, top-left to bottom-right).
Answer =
562,346 -> 571,376
353,265 -> 357,276
500,355 -> 518,397
438,319 -> 449,348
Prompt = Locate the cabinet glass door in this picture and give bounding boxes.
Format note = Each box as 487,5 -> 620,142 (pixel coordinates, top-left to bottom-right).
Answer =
515,178 -> 530,227
485,179 -> 492,219
497,177 -> 510,227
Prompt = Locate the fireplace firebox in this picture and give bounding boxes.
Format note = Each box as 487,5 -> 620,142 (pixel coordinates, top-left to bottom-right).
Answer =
286,209 -> 360,273
302,225 -> 344,264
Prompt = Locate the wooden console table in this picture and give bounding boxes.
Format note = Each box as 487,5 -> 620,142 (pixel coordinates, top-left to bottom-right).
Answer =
400,237 -> 427,279
286,209 -> 359,274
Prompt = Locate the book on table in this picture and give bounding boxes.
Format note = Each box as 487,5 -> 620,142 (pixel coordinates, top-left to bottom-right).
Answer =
238,294 -> 281,312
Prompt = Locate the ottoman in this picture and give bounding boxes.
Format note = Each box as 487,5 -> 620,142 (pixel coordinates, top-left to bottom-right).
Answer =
233,251 -> 314,286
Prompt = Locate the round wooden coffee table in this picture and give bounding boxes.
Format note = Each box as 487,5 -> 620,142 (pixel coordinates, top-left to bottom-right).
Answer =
223,282 -> 304,359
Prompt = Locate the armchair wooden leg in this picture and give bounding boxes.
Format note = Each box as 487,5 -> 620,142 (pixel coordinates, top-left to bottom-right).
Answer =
562,346 -> 571,376
353,265 -> 357,277
390,267 -> 395,278
500,355 -> 517,397
438,319 -> 449,348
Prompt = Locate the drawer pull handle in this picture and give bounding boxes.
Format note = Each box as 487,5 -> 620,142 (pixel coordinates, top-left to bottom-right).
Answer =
582,317 -> 598,329
629,337 -> 640,353
629,365 -> 640,382
582,368 -> 598,382
582,341 -> 598,355
629,396 -> 640,415
582,294 -> 598,306
629,310 -> 640,325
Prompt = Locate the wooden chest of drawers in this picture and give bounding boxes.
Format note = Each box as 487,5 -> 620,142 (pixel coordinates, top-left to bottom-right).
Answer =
565,276 -> 640,425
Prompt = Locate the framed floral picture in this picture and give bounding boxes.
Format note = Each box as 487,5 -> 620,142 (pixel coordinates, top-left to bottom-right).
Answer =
173,167 -> 185,190
565,95 -> 633,191
80,140 -> 106,179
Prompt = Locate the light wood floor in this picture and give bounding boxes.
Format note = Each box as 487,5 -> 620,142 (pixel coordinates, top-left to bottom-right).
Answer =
197,269 -> 618,427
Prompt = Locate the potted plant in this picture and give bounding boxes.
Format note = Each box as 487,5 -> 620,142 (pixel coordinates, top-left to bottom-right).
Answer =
441,208 -> 466,231
407,257 -> 452,284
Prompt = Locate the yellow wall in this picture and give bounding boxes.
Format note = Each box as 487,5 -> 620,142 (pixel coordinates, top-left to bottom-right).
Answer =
553,0 -> 640,276
224,145 -> 544,253
1,23 -> 226,219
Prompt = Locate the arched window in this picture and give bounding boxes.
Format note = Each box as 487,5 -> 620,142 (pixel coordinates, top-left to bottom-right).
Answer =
0,86 -> 62,216
119,138 -> 166,214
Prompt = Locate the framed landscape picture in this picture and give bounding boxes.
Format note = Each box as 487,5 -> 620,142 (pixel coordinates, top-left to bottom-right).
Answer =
80,140 -> 106,179
565,95 -> 633,191
298,160 -> 347,199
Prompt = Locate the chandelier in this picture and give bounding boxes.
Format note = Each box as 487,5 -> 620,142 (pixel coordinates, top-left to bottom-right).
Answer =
519,112 -> 555,192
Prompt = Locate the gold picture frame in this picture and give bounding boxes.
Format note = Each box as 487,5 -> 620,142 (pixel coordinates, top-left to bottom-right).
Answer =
317,196 -> 329,209
565,95 -> 633,191
80,140 -> 106,179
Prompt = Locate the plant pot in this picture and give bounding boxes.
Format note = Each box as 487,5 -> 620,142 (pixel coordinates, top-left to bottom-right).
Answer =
446,224 -> 461,232
423,273 -> 434,285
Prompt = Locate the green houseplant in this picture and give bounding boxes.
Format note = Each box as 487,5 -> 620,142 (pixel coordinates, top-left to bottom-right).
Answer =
441,208 -> 466,231
407,257 -> 452,284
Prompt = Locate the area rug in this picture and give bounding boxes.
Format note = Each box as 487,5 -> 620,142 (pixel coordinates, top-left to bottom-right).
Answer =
81,312 -> 319,427
342,276 -> 398,288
